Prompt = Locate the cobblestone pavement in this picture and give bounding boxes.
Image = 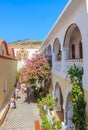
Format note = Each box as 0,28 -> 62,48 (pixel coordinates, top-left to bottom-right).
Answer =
0,92 -> 41,130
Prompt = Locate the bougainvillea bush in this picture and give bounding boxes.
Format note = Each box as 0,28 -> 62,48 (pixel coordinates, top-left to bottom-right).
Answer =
21,54 -> 51,85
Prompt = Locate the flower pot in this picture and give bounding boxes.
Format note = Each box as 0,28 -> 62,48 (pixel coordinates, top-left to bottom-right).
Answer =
39,106 -> 44,110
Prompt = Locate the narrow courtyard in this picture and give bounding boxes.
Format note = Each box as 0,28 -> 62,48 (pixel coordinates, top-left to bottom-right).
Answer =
0,92 -> 41,130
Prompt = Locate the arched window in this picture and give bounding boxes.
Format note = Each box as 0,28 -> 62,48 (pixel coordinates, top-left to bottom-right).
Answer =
72,44 -> 75,59
79,42 -> 83,58
48,45 -> 51,56
53,38 -> 61,61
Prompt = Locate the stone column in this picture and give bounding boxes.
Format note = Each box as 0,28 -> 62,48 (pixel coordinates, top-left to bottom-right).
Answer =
64,109 -> 68,126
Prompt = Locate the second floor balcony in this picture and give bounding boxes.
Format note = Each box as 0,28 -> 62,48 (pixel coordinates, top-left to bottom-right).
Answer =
52,61 -> 62,73
63,58 -> 83,74
52,58 -> 83,76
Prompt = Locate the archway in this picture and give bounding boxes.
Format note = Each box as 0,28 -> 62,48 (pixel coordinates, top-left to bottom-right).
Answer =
65,93 -> 73,126
47,45 -> 52,66
54,82 -> 64,121
63,23 -> 83,60
63,88 -> 74,128
48,45 -> 52,56
53,38 -> 61,61
0,40 -> 9,55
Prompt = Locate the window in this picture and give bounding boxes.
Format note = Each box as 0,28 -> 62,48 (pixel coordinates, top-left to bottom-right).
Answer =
79,42 -> 83,58
72,44 -> 75,59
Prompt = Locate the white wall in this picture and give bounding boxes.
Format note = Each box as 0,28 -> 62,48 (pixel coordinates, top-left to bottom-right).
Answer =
14,48 -> 38,70
40,0 -> 88,90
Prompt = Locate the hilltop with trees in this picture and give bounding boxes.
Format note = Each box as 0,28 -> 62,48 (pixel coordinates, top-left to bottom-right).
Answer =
8,39 -> 42,45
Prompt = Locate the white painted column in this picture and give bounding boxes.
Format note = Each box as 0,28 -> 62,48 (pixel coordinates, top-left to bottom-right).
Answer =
82,37 -> 88,90
86,0 -> 88,14
62,48 -> 69,73
62,48 -> 70,59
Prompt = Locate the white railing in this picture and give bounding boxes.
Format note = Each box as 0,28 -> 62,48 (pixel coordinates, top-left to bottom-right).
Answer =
63,59 -> 83,74
62,122 -> 75,130
53,61 -> 62,73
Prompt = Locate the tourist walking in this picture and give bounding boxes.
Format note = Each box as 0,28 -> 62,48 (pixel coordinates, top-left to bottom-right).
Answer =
10,95 -> 16,109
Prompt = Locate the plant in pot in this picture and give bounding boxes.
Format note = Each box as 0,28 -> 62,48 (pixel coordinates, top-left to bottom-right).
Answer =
51,116 -> 62,130
39,109 -> 45,118
41,114 -> 51,130
37,99 -> 44,110
37,97 -> 47,110
46,94 -> 56,111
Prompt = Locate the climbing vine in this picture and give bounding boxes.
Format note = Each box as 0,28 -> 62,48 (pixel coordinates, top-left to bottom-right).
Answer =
67,64 -> 86,130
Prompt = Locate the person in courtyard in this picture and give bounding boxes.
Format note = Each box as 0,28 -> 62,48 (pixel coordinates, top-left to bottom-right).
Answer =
21,82 -> 26,93
15,86 -> 21,99
26,83 -> 31,101
20,82 -> 24,92
10,95 -> 16,109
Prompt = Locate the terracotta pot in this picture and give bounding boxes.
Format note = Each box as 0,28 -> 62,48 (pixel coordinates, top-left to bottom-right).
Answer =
39,106 -> 43,110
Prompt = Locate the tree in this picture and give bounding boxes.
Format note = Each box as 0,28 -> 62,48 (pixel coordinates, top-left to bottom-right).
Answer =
21,54 -> 51,85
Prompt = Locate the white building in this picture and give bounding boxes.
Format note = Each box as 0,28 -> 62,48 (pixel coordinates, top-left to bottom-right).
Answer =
39,0 -> 88,129
8,43 -> 40,70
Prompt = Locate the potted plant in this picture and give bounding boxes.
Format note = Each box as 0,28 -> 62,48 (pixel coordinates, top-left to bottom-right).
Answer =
46,94 -> 56,111
57,50 -> 62,61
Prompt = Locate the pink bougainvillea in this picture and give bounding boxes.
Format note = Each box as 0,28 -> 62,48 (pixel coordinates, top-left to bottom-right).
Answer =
21,54 -> 51,84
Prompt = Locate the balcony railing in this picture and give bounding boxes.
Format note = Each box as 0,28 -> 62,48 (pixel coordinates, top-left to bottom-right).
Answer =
63,58 -> 83,73
53,61 -> 62,73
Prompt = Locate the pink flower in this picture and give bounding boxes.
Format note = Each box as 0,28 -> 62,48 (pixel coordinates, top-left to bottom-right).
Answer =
20,54 -> 51,84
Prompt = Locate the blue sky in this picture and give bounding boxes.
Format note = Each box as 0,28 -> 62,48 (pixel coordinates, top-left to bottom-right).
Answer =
0,0 -> 69,43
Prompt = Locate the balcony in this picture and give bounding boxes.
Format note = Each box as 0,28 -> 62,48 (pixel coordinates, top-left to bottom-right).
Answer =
63,58 -> 83,73
53,61 -> 62,73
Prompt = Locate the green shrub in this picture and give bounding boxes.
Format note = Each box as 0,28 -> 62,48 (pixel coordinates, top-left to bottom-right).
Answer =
67,64 -> 86,130
42,115 -> 51,130
45,94 -> 56,111
37,94 -> 56,111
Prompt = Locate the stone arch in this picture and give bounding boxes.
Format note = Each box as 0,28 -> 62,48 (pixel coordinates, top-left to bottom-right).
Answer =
46,45 -> 52,66
54,82 -> 63,111
54,82 -> 64,121
63,23 -> 83,59
66,93 -> 73,126
0,40 -> 8,55
47,44 -> 52,56
53,38 -> 61,61
63,87 -> 73,126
